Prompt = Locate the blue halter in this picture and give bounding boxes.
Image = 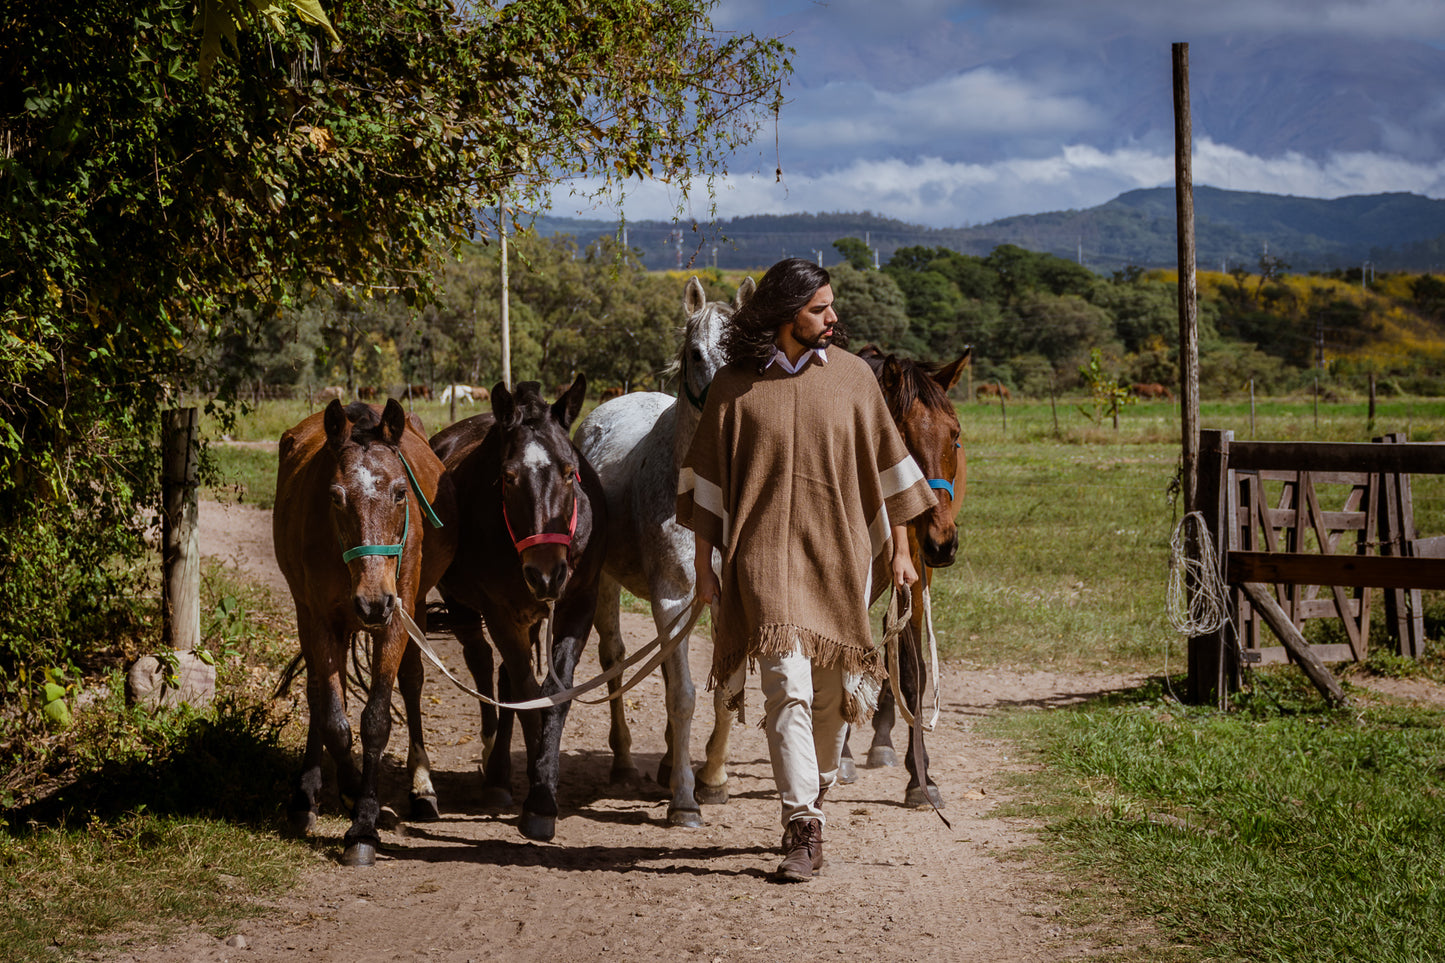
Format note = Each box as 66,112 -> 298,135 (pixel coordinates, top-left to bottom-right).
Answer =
338,449 -> 444,577
926,442 -> 961,500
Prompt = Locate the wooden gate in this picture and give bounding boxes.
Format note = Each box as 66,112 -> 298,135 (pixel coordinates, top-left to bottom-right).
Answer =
1189,429 -> 1445,705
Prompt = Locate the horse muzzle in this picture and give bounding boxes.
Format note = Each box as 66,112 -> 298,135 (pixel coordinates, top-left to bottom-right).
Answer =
521,547 -> 571,602
353,591 -> 397,628
921,530 -> 958,569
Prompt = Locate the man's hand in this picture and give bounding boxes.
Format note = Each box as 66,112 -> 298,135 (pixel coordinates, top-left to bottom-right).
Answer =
694,536 -> 720,604
891,525 -> 918,589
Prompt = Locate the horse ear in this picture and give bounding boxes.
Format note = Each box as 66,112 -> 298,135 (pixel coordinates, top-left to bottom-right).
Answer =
734,276 -> 756,310
684,276 -> 706,316
490,381 -> 515,426
323,399 -> 350,452
880,355 -> 902,397
935,347 -> 972,393
553,373 -> 587,430
380,398 -> 407,447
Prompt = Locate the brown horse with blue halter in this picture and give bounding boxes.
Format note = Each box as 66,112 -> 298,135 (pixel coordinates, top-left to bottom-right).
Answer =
853,344 -> 970,809
273,399 -> 456,866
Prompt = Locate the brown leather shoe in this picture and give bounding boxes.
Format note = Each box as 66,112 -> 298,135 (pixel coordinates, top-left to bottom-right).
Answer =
774,818 -> 823,882
779,786 -> 828,852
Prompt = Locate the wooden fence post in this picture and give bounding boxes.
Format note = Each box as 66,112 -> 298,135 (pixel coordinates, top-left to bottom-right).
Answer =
162,407 -> 200,652
1187,428 -> 1233,706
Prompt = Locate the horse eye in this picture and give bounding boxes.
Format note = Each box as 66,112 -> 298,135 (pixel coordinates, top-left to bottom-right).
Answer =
329,486 -> 346,507
392,486 -> 407,503
562,464 -> 577,481
503,470 -> 519,487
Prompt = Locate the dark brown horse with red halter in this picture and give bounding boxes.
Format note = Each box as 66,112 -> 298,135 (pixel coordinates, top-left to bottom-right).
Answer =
852,345 -> 970,808
273,399 -> 457,866
429,376 -> 607,842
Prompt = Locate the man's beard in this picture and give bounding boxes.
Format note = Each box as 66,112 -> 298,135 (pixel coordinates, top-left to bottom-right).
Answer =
796,319 -> 846,351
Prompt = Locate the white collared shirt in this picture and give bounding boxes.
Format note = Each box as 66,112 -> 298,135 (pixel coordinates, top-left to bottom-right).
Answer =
764,344 -> 828,375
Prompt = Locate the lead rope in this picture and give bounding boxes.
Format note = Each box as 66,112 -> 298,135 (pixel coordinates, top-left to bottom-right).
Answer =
883,581 -> 951,829
398,597 -> 705,711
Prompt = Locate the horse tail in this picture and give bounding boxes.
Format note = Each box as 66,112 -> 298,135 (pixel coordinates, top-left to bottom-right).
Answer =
273,652 -> 306,700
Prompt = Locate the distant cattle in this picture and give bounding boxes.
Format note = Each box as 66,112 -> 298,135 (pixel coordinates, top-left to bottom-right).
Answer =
356,386 -> 378,400
975,382 -> 1011,402
439,384 -> 474,405
316,385 -> 346,404
598,386 -> 625,403
1130,382 -> 1174,401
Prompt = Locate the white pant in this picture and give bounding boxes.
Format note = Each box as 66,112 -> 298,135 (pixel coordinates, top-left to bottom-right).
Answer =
758,641 -> 848,829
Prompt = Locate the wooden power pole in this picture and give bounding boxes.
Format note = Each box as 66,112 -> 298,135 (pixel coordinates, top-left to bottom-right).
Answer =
1174,42 -> 1200,516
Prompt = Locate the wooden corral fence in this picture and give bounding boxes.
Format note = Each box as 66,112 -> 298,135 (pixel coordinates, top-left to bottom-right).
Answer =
1189,429 -> 1445,705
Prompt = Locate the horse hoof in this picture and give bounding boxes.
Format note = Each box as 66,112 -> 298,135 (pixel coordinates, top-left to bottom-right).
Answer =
519,811 -> 556,841
693,780 -> 728,803
479,786 -> 514,810
837,757 -> 858,785
668,807 -> 704,829
904,785 -> 946,809
340,840 -> 377,867
410,793 -> 441,822
866,746 -> 898,768
287,809 -> 317,836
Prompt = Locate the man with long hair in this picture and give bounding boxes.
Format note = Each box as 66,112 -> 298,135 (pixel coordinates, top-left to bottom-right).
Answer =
677,257 -> 935,881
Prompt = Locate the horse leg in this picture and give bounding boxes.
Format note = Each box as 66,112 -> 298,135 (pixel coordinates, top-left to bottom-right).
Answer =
397,635 -> 438,821
651,595 -> 701,828
837,729 -> 859,784
451,606 -> 507,807
291,618 -> 354,835
900,614 -> 943,809
482,665 -> 517,810
341,623 -> 408,867
594,575 -> 641,789
513,617 -> 583,842
696,627 -> 733,805
866,685 -> 899,768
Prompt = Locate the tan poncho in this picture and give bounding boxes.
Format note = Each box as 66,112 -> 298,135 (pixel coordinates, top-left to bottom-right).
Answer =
676,349 -> 936,719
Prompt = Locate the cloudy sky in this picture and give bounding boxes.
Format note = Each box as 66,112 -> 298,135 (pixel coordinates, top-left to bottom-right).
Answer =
560,0 -> 1445,228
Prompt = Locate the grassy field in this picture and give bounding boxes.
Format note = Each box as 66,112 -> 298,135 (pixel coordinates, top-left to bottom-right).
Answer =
126,391 -> 1445,962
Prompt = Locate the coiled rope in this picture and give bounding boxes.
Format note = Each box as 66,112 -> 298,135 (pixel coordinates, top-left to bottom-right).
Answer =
1166,511 -> 1230,636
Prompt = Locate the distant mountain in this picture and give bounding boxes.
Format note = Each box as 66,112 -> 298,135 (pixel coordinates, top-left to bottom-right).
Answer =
534,188 -> 1445,274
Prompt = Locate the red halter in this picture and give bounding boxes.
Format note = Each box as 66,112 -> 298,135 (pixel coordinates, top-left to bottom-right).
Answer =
503,471 -> 581,554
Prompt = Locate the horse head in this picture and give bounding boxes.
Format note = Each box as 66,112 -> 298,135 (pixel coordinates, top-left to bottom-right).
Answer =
323,398 -> 413,629
867,346 -> 971,569
491,375 -> 589,602
676,275 -> 755,412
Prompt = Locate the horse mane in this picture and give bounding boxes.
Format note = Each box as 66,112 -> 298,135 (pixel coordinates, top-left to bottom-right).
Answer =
339,401 -> 399,448
856,345 -> 952,422
508,381 -> 552,422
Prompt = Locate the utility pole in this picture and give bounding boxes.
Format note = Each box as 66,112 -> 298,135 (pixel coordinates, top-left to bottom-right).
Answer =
500,200 -> 511,390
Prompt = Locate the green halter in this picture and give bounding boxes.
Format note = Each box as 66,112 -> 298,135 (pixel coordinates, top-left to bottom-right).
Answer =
338,449 -> 444,577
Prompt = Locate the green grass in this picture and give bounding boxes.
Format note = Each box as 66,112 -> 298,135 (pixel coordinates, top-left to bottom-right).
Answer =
0,563 -> 305,962
38,392 -> 1445,960
990,673 -> 1445,962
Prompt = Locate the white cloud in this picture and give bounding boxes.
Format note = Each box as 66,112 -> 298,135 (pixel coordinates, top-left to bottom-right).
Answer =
782,68 -> 1103,152
557,141 -> 1445,228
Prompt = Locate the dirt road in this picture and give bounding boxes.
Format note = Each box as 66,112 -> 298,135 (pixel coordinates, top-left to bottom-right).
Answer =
115,499 -> 1143,962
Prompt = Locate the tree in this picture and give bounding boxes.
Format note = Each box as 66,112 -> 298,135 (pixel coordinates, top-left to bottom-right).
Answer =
828,263 -> 910,352
832,237 -> 872,271
0,0 -> 791,677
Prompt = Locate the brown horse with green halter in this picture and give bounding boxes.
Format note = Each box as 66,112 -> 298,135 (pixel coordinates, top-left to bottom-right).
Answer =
273,399 -> 456,866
